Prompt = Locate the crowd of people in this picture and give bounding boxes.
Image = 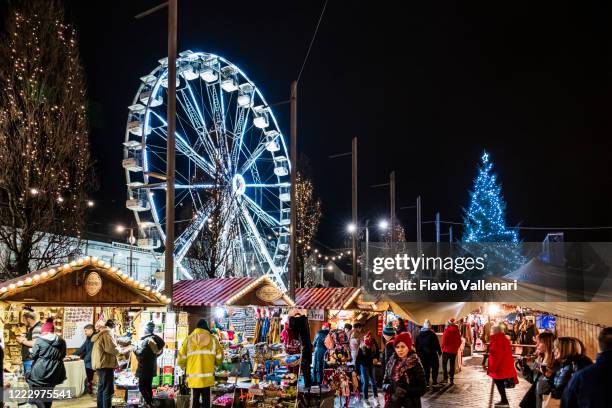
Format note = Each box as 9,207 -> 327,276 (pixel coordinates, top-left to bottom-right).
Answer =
10,310 -> 165,408
299,316 -> 612,408
4,310 -> 611,408
515,327 -> 612,408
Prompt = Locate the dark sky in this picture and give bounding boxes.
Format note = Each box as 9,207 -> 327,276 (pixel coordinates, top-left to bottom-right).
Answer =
63,1 -> 612,247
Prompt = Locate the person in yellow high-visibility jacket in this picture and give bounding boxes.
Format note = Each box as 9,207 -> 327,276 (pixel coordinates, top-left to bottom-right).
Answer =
178,319 -> 223,408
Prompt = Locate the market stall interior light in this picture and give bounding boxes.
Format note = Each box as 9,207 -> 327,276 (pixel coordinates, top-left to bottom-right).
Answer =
215,307 -> 225,319
488,303 -> 501,316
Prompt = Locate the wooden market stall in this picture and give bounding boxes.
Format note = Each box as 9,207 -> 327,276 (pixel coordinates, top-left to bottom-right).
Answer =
173,275 -> 294,331
294,287 -> 387,347
0,256 -> 170,405
173,276 -> 298,408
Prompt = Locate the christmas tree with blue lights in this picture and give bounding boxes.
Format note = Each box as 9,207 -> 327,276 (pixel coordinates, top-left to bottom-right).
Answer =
462,151 -> 518,243
462,152 -> 524,275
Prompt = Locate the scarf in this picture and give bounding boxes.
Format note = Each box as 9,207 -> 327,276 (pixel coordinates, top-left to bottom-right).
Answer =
391,352 -> 420,383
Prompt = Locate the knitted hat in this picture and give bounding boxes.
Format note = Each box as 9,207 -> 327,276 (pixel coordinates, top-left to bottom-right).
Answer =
41,318 -> 55,334
382,323 -> 396,337
322,322 -> 331,329
144,321 -> 155,335
393,331 -> 413,350
197,318 -> 210,331
423,319 -> 431,329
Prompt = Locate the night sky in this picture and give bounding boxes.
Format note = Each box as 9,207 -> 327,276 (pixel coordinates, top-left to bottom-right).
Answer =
62,1 -> 612,247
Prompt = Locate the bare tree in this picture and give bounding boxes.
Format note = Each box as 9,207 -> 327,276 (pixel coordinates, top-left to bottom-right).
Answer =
0,0 -> 91,278
186,160 -> 240,279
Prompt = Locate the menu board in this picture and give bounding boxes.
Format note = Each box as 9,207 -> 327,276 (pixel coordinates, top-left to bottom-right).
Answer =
63,307 -> 94,348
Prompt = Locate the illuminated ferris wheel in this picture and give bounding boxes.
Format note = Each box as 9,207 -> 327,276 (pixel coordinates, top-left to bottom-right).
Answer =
122,50 -> 290,290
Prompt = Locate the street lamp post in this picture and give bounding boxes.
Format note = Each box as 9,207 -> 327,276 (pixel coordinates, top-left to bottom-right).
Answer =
329,137 -> 358,287
116,225 -> 137,278
347,219 -> 387,280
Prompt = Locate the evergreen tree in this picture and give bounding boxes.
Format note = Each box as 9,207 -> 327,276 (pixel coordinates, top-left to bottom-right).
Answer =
462,152 -> 518,243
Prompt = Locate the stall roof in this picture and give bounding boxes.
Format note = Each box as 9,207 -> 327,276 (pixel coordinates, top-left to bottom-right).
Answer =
173,275 -> 295,307
295,287 -> 362,310
389,301 -> 612,327
0,256 -> 168,306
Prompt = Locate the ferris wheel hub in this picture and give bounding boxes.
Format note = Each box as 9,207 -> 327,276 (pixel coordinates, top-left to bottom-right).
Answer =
232,173 -> 246,196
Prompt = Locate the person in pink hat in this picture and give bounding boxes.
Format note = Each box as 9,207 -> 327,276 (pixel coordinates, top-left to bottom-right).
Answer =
382,332 -> 426,408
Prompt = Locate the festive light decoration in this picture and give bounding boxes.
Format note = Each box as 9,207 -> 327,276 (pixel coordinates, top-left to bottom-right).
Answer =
0,2 -> 92,277
462,152 -> 519,243
0,256 -> 167,303
295,172 -> 322,288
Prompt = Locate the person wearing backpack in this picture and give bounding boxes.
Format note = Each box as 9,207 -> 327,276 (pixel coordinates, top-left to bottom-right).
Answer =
313,322 -> 330,385
134,322 -> 166,408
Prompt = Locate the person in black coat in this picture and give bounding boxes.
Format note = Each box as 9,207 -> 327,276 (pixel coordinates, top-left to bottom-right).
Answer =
382,323 -> 397,370
134,322 -> 165,408
383,332 -> 426,408
290,313 -> 312,387
312,323 -> 330,385
72,324 -> 95,394
415,319 -> 442,386
28,319 -> 66,408
561,327 -> 612,408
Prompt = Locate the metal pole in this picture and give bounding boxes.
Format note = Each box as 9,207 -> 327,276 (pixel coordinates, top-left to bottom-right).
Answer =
365,220 -> 370,276
416,196 -> 422,255
289,81 -> 298,300
435,212 -> 440,277
129,228 -> 134,278
390,171 -> 396,242
351,137 -> 358,287
164,0 -> 177,302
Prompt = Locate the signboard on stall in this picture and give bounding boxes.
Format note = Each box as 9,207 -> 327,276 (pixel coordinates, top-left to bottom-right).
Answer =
84,272 -> 102,296
256,285 -> 282,302
307,309 -> 325,321
63,307 -> 94,348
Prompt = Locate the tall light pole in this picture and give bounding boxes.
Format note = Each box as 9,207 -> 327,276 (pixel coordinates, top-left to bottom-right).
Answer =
116,225 -> 137,278
416,195 -> 422,255
164,0 -> 177,302
372,171 -> 396,242
351,137 -> 358,286
289,81 -> 298,300
329,137 -> 359,287
135,0 -> 176,303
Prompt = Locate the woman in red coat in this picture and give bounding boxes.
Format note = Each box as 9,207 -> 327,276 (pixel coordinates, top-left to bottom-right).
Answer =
487,326 -> 518,407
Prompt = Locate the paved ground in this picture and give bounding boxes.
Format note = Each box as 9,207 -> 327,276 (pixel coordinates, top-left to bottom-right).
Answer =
421,354 -> 529,408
